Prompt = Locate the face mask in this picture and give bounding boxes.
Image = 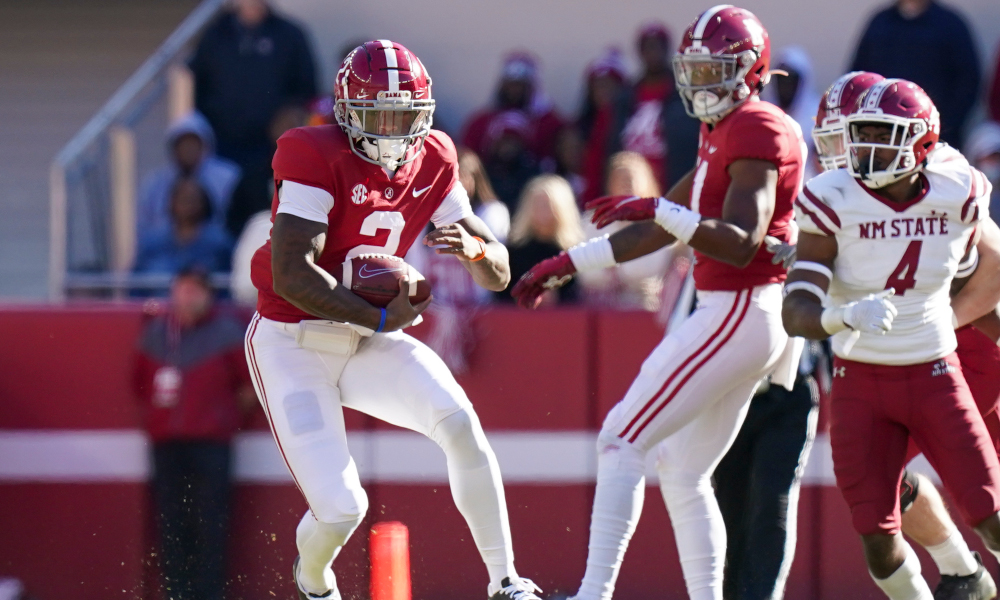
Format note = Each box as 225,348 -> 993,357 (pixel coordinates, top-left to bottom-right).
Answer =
361,137 -> 409,171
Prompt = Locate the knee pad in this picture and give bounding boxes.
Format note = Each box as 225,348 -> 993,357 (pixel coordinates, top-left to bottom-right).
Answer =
899,469 -> 920,514
311,479 -> 369,526
432,409 -> 488,459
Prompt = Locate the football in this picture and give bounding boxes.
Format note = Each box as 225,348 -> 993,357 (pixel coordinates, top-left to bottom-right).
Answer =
342,253 -> 431,308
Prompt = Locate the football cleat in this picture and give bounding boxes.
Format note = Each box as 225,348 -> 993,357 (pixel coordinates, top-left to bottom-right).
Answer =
933,552 -> 997,600
488,577 -> 543,600
293,556 -> 338,600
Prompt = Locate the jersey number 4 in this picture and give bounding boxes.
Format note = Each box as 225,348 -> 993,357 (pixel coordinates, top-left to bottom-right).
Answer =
885,240 -> 921,296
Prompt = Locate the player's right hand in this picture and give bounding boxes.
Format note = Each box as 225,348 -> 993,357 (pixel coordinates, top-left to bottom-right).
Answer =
383,278 -> 432,331
843,289 -> 898,335
510,253 -> 577,309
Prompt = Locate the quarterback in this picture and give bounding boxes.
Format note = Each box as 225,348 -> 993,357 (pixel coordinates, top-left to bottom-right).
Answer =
245,40 -> 540,600
783,78 -> 1000,600
513,6 -> 805,600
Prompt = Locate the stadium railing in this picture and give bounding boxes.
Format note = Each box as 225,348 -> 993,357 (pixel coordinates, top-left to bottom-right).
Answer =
48,0 -> 225,300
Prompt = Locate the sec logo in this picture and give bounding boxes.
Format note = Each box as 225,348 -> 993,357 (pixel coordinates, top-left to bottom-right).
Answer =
351,184 -> 368,205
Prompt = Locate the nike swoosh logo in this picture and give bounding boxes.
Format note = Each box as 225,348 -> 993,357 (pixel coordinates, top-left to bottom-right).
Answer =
412,184 -> 432,197
358,264 -> 405,279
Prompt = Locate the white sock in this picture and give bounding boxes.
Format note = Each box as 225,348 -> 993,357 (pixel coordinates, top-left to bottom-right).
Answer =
872,544 -> 933,600
431,410 -> 516,588
658,468 -> 727,600
296,512 -> 360,596
575,437 -> 646,600
925,529 -> 978,576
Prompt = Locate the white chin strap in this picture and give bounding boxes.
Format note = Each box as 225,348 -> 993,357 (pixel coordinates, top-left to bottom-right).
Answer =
361,137 -> 409,171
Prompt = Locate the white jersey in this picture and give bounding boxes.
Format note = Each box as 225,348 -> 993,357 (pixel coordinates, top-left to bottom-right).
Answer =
795,147 -> 992,365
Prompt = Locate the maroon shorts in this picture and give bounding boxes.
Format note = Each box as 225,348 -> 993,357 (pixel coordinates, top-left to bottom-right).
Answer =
830,353 -> 1000,536
903,328 -> 1000,461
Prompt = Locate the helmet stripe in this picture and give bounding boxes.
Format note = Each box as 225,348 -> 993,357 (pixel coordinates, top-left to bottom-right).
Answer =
691,4 -> 734,47
379,39 -> 400,93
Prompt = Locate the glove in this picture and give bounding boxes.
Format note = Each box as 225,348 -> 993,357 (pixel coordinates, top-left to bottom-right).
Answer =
585,195 -> 658,229
837,289 -> 898,335
765,235 -> 796,269
510,253 -> 576,309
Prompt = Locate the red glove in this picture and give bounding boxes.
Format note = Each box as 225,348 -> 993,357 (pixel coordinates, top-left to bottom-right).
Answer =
585,195 -> 659,229
510,252 -> 576,309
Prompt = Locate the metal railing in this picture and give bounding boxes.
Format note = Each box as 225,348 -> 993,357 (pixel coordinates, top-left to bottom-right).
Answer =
48,0 -> 226,299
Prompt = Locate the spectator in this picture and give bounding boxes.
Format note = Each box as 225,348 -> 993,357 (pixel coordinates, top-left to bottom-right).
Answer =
850,0 -> 980,146
578,47 -> 628,205
225,103 -> 309,237
134,178 -> 234,279
459,147 -> 510,244
662,89 -> 702,190
549,125 -> 587,199
578,151 -> 672,310
461,52 -> 565,164
499,174 -> 583,305
308,39 -> 369,126
990,43 -> 1000,122
138,112 -> 240,234
965,120 -> 1000,217
767,46 -> 822,179
481,110 -> 541,210
230,210 -> 271,307
619,23 -> 675,190
189,0 -> 317,174
133,268 -> 255,600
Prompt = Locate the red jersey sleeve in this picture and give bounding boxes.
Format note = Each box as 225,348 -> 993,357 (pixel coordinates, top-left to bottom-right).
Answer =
726,107 -> 792,166
272,128 -> 335,192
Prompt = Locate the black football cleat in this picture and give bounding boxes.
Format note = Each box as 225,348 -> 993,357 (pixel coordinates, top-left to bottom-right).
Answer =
488,577 -> 544,600
293,556 -> 336,600
933,552 -> 997,600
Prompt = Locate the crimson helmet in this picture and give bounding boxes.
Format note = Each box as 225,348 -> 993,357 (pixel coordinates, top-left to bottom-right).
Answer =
813,71 -> 885,171
335,40 -> 435,170
673,5 -> 770,122
845,79 -> 940,189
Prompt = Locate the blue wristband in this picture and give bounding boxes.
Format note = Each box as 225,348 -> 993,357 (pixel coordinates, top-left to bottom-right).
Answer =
375,308 -> 387,333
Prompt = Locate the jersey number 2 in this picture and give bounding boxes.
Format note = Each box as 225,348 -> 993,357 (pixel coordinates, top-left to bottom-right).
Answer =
347,211 -> 406,259
885,240 -> 921,296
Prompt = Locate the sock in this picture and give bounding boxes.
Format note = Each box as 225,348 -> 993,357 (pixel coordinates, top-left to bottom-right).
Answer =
872,544 -> 933,600
658,468 -> 727,600
431,410 -> 516,589
925,529 -> 978,576
575,438 -> 646,600
295,512 -> 361,596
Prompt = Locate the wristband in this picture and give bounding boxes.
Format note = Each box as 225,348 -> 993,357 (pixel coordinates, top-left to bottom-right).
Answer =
820,306 -> 849,335
567,234 -> 616,272
783,281 -> 827,302
470,236 -> 487,262
375,308 -> 387,333
791,261 -> 833,281
653,198 -> 702,244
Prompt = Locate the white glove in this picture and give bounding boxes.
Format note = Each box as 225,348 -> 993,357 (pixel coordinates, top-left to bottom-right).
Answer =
822,289 -> 898,335
765,235 -> 796,269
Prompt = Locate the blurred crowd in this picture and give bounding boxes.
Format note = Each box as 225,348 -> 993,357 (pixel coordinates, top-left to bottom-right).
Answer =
133,0 -> 1000,314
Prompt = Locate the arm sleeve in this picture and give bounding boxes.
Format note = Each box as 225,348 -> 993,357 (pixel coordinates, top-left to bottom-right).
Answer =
726,109 -> 791,166
276,181 -> 334,224
431,183 -> 475,228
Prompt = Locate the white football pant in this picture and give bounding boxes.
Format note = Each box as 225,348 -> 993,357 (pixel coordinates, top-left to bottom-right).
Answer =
245,314 -> 516,595
576,284 -> 788,600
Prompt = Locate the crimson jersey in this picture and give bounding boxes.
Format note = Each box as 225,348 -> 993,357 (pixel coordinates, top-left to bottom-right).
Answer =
251,127 -> 462,323
690,99 -> 806,291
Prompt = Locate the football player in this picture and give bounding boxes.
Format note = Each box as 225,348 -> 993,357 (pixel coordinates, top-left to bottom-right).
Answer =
782,78 -> 1000,600
513,7 -> 805,599
245,40 -> 540,600
787,70 -> 1000,599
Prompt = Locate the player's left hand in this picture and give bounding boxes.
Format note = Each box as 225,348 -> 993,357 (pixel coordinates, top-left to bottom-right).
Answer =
586,195 -> 659,229
765,235 -> 797,269
424,223 -> 486,261
511,252 -> 576,309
